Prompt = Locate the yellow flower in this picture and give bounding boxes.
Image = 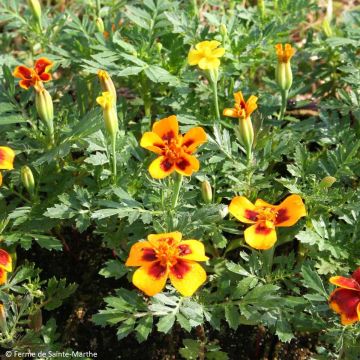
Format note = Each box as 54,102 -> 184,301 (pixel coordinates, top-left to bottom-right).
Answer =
188,40 -> 225,70
126,231 -> 208,296
97,70 -> 117,104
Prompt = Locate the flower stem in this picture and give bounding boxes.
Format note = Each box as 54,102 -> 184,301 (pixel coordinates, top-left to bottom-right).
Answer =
211,78 -> 221,121
278,89 -> 288,120
263,246 -> 275,274
171,173 -> 183,210
111,136 -> 117,184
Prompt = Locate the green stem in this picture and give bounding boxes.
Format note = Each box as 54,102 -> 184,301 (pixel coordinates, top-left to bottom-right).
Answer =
171,173 -> 183,210
96,0 -> 101,15
111,136 -> 117,184
278,89 -> 288,120
211,79 -> 221,121
263,246 -> 275,274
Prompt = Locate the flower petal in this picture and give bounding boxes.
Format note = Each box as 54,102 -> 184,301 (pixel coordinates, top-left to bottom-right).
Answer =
254,199 -> 275,208
188,49 -> 202,65
329,288 -> 360,325
211,48 -> 225,58
223,108 -> 239,118
198,57 -> 220,70
182,127 -> 207,153
132,262 -> 168,296
229,196 -> 258,224
0,250 -> 12,272
125,241 -> 157,267
0,172 -> 2,187
352,268 -> 360,284
244,222 -> 277,250
13,65 -> 33,80
39,72 -> 52,82
140,132 -> 165,155
245,95 -> 258,116
274,195 -> 306,227
19,79 -> 34,89
175,153 -> 199,176
329,276 -> 360,291
152,115 -> 179,141
195,40 -> 221,50
0,147 -> 15,170
169,260 -> 206,296
34,57 -> 53,75
148,156 -> 175,179
177,240 -> 209,262
234,92 -> 245,105
0,269 -> 7,286
148,232 -> 182,247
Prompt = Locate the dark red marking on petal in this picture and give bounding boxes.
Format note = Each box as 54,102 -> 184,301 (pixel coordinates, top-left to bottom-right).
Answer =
35,58 -> 52,75
148,261 -> 167,279
275,208 -> 290,224
160,158 -> 174,172
141,248 -> 157,262
183,139 -> 194,148
0,250 -> 10,268
245,209 -> 258,221
19,79 -> 34,89
162,131 -> 175,141
330,288 -> 360,321
176,158 -> 190,171
153,143 -> 165,149
170,259 -> 191,279
255,223 -> 272,235
178,244 -> 192,256
39,73 -> 51,81
352,268 -> 360,285
17,66 -> 33,79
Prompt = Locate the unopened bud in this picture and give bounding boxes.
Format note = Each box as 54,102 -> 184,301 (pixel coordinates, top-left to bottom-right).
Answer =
156,42 -> 163,53
220,23 -> 227,37
96,17 -> 105,33
29,309 -> 42,332
201,180 -> 212,204
97,70 -> 117,104
35,88 -> 54,144
96,92 -> 118,141
258,0 -> 265,18
27,0 -> 42,26
235,117 -> 254,157
320,176 -> 336,189
275,44 -> 295,92
0,304 -> 7,333
322,19 -> 333,38
21,166 -> 35,195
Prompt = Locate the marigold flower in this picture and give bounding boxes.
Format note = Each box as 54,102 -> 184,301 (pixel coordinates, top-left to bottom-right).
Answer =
0,249 -> 12,286
96,91 -> 118,141
125,231 -> 208,296
275,44 -> 295,64
13,57 -> 53,91
275,44 -> 295,92
229,194 -> 306,250
0,147 -> 15,170
329,268 -> 360,325
188,40 -> 225,70
140,116 -> 207,179
223,92 -> 258,120
98,70 -> 117,104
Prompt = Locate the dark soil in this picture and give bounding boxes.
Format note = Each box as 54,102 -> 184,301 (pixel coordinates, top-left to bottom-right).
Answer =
9,228 -> 317,360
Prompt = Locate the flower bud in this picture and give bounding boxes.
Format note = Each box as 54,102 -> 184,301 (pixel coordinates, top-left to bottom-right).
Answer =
235,117 -> 254,156
258,0 -> 265,18
21,166 -> 35,195
97,70 -> 117,104
0,304 -> 7,333
275,44 -> 295,92
35,88 -> 54,143
95,17 -> 105,33
27,0 -> 42,26
201,180 -> 212,204
96,92 -> 118,141
219,23 -> 227,37
320,176 -> 336,189
322,19 -> 333,38
156,42 -> 163,53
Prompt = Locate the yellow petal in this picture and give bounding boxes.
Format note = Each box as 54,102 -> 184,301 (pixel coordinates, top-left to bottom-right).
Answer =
148,156 -> 175,179
244,223 -> 277,250
188,49 -> 202,65
0,147 -> 15,170
175,153 -> 199,176
177,240 -> 209,262
274,194 -> 306,227
198,57 -> 220,70
125,241 -> 157,267
140,132 -> 165,155
229,196 -> 258,224
148,232 -> 182,247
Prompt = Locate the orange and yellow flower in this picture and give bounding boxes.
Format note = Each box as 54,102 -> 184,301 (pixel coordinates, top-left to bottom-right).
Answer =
223,92 -> 258,120
229,194 -> 306,250
13,57 -> 53,91
0,146 -> 15,188
125,232 -> 208,296
0,249 -> 12,285
188,40 -> 225,70
140,116 -> 207,179
275,43 -> 295,63
329,268 -> 360,325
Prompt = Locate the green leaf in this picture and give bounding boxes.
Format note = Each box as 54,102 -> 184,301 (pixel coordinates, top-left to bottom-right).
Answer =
157,314 -> 176,334
135,316 -> 153,342
99,260 -> 127,280
224,305 -> 240,330
301,265 -> 328,298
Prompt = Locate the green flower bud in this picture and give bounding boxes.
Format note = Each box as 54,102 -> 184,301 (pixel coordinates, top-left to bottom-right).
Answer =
201,180 -> 212,204
21,166 -> 35,195
219,23 -> 227,37
322,19 -> 333,38
275,44 -> 295,92
320,176 -> 336,189
35,88 -> 54,144
27,0 -> 42,26
96,17 -> 105,33
96,92 -> 118,141
156,42 -> 163,53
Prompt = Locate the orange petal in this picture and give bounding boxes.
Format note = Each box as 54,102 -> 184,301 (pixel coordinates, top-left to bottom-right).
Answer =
175,153 -> 199,176
140,132 -> 165,155
330,276 -> 360,291
169,260 -> 206,296
125,241 -> 157,267
223,108 -> 239,118
274,195 -> 306,227
0,172 -> 2,187
152,115 -> 179,141
0,269 -> 7,286
229,196 -> 258,224
34,57 -> 53,75
148,232 -> 182,247
245,95 -> 258,116
0,250 -> 12,272
244,222 -> 277,250
148,156 -> 175,179
132,262 -> 168,296
329,288 -> 360,325
13,65 -> 33,80
234,92 -> 245,106
182,127 -> 207,153
0,147 -> 15,170
254,199 -> 275,208
177,240 -> 209,262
